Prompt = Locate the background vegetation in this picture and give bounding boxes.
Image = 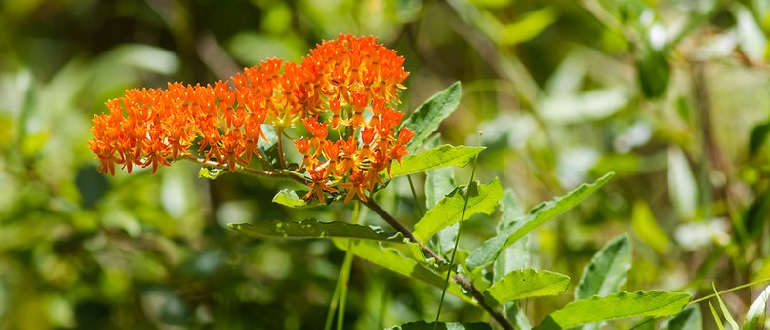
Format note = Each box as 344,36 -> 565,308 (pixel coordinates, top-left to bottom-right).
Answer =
2,0 -> 770,328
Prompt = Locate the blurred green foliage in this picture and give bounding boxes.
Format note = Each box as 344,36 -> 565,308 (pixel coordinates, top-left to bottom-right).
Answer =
2,0 -> 770,328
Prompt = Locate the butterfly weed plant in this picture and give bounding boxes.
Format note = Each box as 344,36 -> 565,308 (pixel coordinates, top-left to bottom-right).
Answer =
89,34 -> 714,329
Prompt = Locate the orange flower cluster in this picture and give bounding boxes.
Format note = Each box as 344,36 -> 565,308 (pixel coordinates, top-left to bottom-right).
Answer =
89,34 -> 413,204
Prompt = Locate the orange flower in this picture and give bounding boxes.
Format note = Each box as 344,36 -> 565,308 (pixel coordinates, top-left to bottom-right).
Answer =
340,170 -> 368,203
90,34 -> 416,205
303,168 -> 338,204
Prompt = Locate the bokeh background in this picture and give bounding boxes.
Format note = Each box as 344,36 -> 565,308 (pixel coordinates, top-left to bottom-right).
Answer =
2,0 -> 770,329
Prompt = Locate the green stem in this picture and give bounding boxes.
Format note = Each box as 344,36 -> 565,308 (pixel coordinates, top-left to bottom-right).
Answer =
436,132 -> 482,327
689,277 -> 770,305
183,155 -> 308,184
338,203 -> 360,330
324,272 -> 342,330
324,202 -> 360,330
407,175 -> 425,216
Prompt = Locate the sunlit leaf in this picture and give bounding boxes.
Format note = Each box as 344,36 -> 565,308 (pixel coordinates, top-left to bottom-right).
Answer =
709,302 -> 726,330
538,88 -> 629,124
631,201 -> 670,253
272,189 -> 308,208
401,82 -> 462,153
534,291 -> 692,329
229,219 -> 401,242
712,283 -> 739,330
500,7 -> 558,46
109,44 -> 180,75
466,173 -> 614,270
385,321 -> 495,330
198,167 -> 224,180
493,188 -> 530,284
743,284 -> 770,330
575,234 -> 631,300
20,130 -> 49,158
661,305 -> 702,330
413,178 -> 504,242
333,239 -> 474,305
390,145 -> 484,177
735,5 -> 767,63
425,148 -> 459,255
668,147 -> 697,219
484,269 -> 570,306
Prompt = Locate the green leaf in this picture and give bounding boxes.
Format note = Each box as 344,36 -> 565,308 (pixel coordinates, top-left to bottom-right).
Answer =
333,239 -> 474,305
534,291 -> 692,330
735,5 -> 767,63
538,88 -> 629,124
466,173 -> 614,270
425,154 -> 458,255
712,283 -> 739,330
20,130 -> 50,158
668,147 -> 697,219
575,234 -> 631,300
390,145 -> 484,177
636,46 -> 670,99
385,321 -> 495,330
493,188 -> 530,283
198,167 -> 224,180
631,201 -> 670,253
425,158 -> 457,209
499,7 -> 558,46
749,120 -> 770,158
484,269 -> 570,306
272,189 -> 308,208
709,302 -> 726,330
401,82 -> 462,153
743,284 -> 770,330
229,219 -> 401,242
662,305 -> 702,330
413,178 -> 504,242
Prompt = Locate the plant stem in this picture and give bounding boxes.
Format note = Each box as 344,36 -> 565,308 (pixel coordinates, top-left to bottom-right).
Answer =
361,197 -> 514,330
406,175 -> 425,216
183,155 -> 308,184
436,132 -> 482,327
361,197 -> 443,262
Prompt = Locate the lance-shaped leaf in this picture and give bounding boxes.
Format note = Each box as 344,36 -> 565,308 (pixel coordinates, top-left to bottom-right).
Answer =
534,291 -> 692,330
575,234 -> 631,300
712,283 -> 739,330
424,145 -> 460,255
574,234 -> 631,330
386,321 -> 495,330
466,172 -> 614,270
413,178 -> 504,242
493,188 -> 529,284
401,82 -> 462,153
333,239 -> 474,305
229,219 -> 401,242
484,269 -> 570,306
390,145 -> 484,177
662,305 -> 702,330
743,284 -> 770,330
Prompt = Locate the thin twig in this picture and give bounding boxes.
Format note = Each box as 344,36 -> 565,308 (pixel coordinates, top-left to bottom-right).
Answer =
182,154 -> 308,184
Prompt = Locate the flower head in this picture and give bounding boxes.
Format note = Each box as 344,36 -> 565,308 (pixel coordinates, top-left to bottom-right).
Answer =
89,34 -> 415,204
